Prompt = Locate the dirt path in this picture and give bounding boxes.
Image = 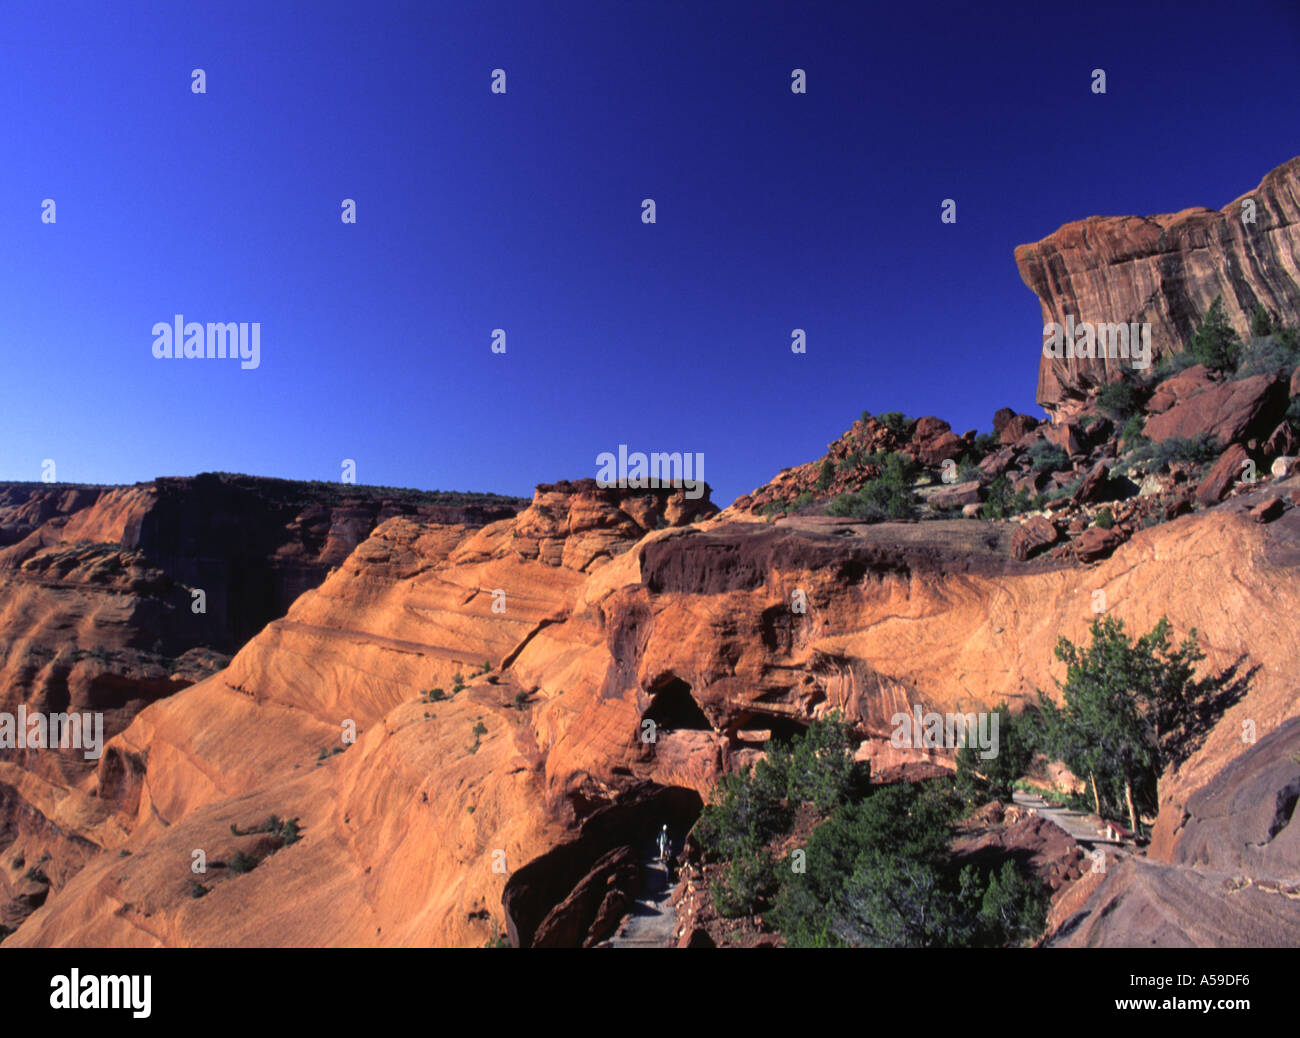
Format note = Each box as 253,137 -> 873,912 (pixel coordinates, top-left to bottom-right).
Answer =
1012,790 -> 1135,852
601,857 -> 678,948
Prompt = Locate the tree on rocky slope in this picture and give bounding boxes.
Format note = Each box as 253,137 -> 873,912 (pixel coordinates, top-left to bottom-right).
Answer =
1033,616 -> 1210,836
1189,295 -> 1243,372
955,702 -> 1035,802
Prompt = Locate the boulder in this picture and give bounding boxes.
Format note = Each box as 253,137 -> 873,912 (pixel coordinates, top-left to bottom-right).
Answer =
1164,492 -> 1194,520
1072,526 -> 1125,563
1264,422 -> 1299,458
1080,415 -> 1113,445
1043,422 -> 1085,456
931,480 -> 981,509
1011,471 -> 1047,496
999,413 -> 1039,445
1011,516 -> 1058,561
992,407 -> 1017,436
1143,374 -> 1287,448
1137,473 -> 1167,498
1195,444 -> 1252,507
1249,497 -> 1285,523
1272,456 -> 1298,479
910,417 -> 965,467
1072,462 -> 1111,505
1146,364 -> 1214,414
976,447 -> 1017,480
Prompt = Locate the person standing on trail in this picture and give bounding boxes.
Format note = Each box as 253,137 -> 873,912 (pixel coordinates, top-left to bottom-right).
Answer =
657,824 -> 670,863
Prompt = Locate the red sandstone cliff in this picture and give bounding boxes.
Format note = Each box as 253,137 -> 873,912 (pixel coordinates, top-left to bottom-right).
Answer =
1017,156 -> 1300,418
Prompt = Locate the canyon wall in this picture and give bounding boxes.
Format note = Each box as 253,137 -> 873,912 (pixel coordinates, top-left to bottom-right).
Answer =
6,473 -> 1300,946
1017,156 -> 1300,417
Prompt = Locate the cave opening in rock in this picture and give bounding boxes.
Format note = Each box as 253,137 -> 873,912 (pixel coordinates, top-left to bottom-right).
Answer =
502,783 -> 704,948
643,676 -> 711,731
731,711 -> 808,747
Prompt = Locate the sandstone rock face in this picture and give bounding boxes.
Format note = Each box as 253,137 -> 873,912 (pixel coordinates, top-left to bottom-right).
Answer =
953,814 -> 1085,894
1017,156 -> 1300,415
1052,719 -> 1300,947
0,474 -> 525,937
9,482 -> 1300,947
1142,374 -> 1286,448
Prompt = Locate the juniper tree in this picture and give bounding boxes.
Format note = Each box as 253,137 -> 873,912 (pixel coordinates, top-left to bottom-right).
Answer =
1034,616 -> 1207,836
1189,295 -> 1242,372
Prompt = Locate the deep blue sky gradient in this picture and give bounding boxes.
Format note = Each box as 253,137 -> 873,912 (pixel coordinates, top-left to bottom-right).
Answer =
3,0 -> 1299,505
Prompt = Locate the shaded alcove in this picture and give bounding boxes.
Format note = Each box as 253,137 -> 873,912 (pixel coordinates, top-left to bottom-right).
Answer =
642,676 -> 711,731
729,710 -> 808,746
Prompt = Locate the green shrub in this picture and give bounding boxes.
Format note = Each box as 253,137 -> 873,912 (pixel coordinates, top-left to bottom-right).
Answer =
792,491 -> 814,510
693,759 -> 793,862
190,880 -> 209,899
954,703 -> 1036,803
817,459 -> 834,490
711,840 -> 777,918
1094,507 -> 1114,530
1034,616 -> 1211,835
982,476 -> 1039,519
777,712 -> 868,811
1235,332 -> 1300,379
976,860 -> 1050,947
1119,414 -> 1147,449
972,432 -> 1000,456
1250,304 -> 1276,338
877,412 -> 911,438
824,452 -> 919,522
1127,433 -> 1219,470
771,782 -> 962,947
1025,442 -> 1069,473
1096,381 -> 1144,421
229,850 -> 257,875
1189,296 -> 1242,372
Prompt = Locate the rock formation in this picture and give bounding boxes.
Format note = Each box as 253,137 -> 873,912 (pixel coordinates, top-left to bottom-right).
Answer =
1017,156 -> 1300,417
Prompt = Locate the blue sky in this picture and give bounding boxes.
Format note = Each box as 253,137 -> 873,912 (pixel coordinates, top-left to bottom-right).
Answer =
3,0 -> 1299,506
